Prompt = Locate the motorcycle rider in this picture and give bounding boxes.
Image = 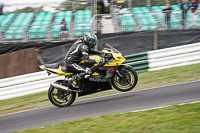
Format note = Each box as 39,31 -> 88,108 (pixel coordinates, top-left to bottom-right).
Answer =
64,34 -> 104,89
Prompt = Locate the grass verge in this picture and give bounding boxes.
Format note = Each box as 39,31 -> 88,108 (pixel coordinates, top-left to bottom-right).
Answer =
1,63 -> 200,115
12,102 -> 200,133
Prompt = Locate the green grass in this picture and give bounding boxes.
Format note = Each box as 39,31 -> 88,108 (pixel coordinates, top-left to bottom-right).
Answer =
1,63 -> 200,115
12,102 -> 200,133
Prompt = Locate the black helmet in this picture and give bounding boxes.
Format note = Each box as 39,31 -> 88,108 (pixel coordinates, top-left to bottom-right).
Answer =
83,34 -> 98,49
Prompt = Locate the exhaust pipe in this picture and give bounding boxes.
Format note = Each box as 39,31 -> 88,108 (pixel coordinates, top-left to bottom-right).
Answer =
51,82 -> 70,91
51,82 -> 82,92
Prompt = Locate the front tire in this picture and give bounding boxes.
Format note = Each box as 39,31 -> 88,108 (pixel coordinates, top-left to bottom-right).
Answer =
111,66 -> 138,92
48,86 -> 76,107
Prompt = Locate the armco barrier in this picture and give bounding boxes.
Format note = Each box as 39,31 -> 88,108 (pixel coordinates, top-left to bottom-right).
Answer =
148,42 -> 200,59
124,42 -> 200,72
0,74 -> 62,100
124,52 -> 149,73
124,52 -> 148,63
0,43 -> 200,100
126,61 -> 149,73
148,51 -> 200,68
147,43 -> 200,71
149,60 -> 200,71
0,71 -> 57,88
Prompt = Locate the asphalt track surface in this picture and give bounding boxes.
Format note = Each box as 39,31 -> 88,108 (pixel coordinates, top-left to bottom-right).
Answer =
0,81 -> 200,133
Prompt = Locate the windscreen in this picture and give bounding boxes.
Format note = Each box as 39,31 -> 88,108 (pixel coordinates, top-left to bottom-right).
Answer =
102,43 -> 121,55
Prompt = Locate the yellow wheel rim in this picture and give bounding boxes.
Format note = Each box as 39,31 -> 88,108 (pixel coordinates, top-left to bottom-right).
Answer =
51,88 -> 73,106
113,69 -> 135,90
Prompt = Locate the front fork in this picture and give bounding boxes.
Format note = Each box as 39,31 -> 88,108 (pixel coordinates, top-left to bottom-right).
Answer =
115,66 -> 130,83
116,70 -> 124,79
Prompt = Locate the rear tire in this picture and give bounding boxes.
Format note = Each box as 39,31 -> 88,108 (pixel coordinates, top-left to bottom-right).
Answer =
111,66 -> 138,92
48,86 -> 76,107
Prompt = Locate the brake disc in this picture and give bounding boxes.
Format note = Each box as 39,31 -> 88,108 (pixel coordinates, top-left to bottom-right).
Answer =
119,74 -> 131,86
56,90 -> 65,100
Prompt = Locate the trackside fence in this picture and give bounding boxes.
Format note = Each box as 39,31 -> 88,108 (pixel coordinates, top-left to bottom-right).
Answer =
124,53 -> 149,73
124,42 -> 200,72
0,42 -> 200,100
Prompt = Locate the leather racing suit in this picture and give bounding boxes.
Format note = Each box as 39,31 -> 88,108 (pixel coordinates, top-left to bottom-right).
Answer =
64,39 -> 102,80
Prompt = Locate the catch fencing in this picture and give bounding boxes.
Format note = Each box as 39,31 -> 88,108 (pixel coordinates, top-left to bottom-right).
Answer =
0,22 -> 94,44
113,9 -> 200,33
1,8 -> 200,44
0,42 -> 200,100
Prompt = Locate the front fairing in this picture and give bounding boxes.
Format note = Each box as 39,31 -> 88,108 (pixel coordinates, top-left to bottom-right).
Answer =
79,50 -> 126,67
102,49 -> 126,66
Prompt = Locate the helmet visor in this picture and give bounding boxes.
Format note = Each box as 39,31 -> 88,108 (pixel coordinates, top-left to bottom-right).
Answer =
91,39 -> 96,49
91,34 -> 98,49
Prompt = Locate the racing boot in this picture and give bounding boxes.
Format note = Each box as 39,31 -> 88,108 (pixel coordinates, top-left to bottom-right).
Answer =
68,74 -> 81,89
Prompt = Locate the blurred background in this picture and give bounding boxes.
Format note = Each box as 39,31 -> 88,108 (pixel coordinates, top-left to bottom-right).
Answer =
0,2 -> 200,132
0,0 -> 200,43
0,0 -> 200,78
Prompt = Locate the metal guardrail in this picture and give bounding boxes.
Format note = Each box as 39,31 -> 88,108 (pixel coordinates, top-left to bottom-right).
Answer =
147,42 -> 200,71
148,42 -> 200,59
0,71 -> 62,100
0,42 -> 200,100
149,51 -> 200,68
124,53 -> 149,73
124,42 -> 200,72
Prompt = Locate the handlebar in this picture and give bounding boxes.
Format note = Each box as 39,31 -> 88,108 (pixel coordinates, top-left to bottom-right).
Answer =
99,53 -> 114,65
105,53 -> 113,60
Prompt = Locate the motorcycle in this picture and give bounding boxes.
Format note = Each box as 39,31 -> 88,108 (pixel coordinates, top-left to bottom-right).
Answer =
39,43 -> 138,107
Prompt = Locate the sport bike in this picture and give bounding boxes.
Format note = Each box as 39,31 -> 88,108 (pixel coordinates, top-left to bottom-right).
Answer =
39,43 -> 138,107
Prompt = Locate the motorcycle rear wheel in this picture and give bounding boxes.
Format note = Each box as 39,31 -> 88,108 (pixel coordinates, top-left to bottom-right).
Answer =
48,86 -> 76,107
111,66 -> 138,92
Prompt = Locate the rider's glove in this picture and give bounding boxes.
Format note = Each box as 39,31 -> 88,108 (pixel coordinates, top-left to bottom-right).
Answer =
95,58 -> 105,63
99,51 -> 104,55
85,67 -> 92,74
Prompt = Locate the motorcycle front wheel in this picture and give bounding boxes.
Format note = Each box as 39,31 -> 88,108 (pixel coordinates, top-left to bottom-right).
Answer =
48,86 -> 76,107
111,66 -> 138,92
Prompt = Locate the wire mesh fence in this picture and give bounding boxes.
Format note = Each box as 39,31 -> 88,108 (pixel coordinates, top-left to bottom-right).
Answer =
0,9 -> 95,44
1,7 -> 200,44
0,23 -> 93,44
112,7 -> 200,33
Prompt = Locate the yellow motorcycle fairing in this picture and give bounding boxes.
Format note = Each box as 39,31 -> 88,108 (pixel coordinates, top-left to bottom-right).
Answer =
79,49 -> 126,68
39,65 -> 100,76
39,49 -> 126,76
39,65 -> 73,76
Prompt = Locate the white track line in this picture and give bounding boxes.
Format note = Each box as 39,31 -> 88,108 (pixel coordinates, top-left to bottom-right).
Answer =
131,101 -> 200,113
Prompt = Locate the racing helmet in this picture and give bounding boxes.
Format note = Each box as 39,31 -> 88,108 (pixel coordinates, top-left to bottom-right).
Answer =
83,34 -> 98,49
